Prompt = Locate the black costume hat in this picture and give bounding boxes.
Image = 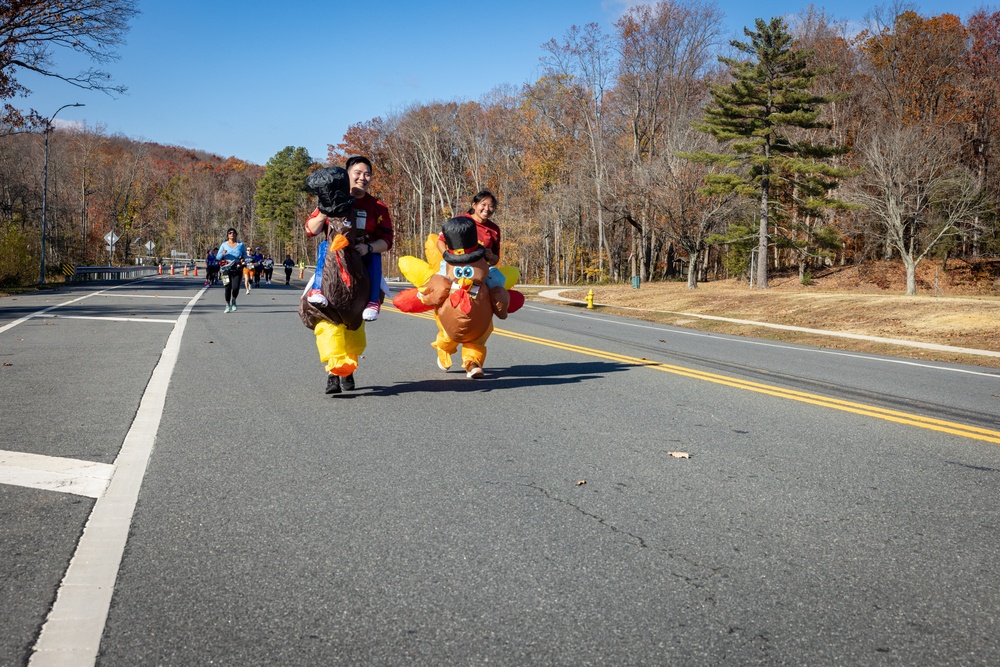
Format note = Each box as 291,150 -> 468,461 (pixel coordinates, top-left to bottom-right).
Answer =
441,216 -> 485,264
305,167 -> 354,217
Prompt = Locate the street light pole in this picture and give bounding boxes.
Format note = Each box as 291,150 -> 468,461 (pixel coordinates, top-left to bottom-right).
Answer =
40,103 -> 84,284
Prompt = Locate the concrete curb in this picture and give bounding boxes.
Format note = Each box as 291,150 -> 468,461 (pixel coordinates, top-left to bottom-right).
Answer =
536,289 -> 1000,359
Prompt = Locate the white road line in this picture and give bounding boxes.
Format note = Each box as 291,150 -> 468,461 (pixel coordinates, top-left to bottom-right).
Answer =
528,300 -> 1000,378
93,294 -> 193,300
0,276 -> 182,335
536,289 -> 1000,359
29,285 -> 207,667
0,292 -> 101,335
0,451 -> 114,499
33,314 -> 177,324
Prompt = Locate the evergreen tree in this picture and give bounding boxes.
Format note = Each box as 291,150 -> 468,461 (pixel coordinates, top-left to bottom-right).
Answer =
682,17 -> 850,288
254,147 -> 315,249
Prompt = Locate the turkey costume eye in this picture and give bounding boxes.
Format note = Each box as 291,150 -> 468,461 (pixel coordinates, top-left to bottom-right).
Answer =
452,266 -> 474,280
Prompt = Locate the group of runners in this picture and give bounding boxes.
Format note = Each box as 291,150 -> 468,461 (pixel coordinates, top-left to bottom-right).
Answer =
205,246 -> 295,288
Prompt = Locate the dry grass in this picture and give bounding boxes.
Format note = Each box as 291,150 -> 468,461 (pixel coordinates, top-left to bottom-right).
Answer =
527,260 -> 1000,368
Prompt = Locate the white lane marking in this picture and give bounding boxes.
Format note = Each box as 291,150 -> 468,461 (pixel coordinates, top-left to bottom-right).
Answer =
0,451 -> 114,498
536,290 -> 1000,359
33,314 -> 177,324
29,286 -> 208,667
0,275 -> 180,335
0,292 -> 100,334
524,303 -> 1000,379
93,294 -> 193,300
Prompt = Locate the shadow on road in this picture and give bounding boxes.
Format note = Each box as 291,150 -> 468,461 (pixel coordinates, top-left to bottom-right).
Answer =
348,360 -> 635,397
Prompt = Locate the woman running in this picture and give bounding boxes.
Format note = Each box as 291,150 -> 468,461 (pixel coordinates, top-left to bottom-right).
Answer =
216,228 -> 247,313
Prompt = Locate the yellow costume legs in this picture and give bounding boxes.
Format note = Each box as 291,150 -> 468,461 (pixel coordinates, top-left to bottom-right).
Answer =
430,317 -> 493,373
314,320 -> 366,376
431,317 -> 458,370
460,321 -> 492,371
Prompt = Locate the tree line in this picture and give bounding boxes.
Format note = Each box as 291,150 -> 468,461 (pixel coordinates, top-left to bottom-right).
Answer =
2,1 -> 998,294
329,3 -> 1000,294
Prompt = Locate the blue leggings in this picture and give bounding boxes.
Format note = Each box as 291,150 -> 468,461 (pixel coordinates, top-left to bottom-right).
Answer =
314,240 -> 382,303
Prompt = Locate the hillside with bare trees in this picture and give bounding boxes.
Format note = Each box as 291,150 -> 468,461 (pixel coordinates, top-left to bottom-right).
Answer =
2,2 -> 998,294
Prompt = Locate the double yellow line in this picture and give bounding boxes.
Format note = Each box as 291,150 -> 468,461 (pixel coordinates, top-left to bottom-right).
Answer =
390,307 -> 1000,445
498,329 -> 1000,444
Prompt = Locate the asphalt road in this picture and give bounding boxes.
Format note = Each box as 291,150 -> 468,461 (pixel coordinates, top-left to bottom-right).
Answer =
2,274 -> 999,666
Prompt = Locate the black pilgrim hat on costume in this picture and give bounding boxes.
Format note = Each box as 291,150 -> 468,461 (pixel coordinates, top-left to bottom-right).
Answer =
306,166 -> 354,218
441,216 -> 485,264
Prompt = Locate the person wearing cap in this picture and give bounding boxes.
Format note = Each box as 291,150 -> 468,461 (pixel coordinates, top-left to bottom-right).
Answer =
215,228 -> 247,313
252,247 -> 264,287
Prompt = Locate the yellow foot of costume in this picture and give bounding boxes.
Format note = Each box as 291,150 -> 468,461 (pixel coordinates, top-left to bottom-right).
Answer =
465,362 -> 484,379
436,347 -> 452,371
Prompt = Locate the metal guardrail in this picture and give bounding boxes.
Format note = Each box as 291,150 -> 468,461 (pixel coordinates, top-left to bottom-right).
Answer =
70,265 -> 162,282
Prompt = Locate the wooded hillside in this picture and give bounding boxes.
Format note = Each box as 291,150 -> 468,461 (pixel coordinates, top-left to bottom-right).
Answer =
2,2 -> 998,293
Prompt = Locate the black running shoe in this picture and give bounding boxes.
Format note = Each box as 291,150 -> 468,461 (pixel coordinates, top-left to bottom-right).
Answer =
325,374 -> 341,394
342,373 -> 355,391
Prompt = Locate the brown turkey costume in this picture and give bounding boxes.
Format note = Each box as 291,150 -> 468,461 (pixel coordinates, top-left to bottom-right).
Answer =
396,216 -> 510,379
298,167 -> 371,381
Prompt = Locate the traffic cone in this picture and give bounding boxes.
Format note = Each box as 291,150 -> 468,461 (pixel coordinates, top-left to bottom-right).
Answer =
183,265 -> 188,276
299,266 -> 304,279
194,265 -> 198,276
170,264 -> 175,275
158,264 -> 162,275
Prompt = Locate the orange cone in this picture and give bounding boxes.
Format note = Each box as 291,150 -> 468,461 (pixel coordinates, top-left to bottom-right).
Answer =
170,264 -> 175,275
299,266 -> 304,279
183,265 -> 188,276
194,265 -> 198,276
158,264 -> 162,275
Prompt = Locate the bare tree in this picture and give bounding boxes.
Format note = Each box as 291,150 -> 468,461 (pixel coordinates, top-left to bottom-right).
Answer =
0,0 -> 139,130
847,122 -> 985,294
541,23 -> 615,279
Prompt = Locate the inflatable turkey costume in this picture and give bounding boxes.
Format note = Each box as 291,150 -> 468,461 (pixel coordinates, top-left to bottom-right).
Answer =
393,216 -> 524,379
298,167 -> 371,380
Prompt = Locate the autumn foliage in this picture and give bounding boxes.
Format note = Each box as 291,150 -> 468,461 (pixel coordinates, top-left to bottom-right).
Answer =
2,2 -> 1000,292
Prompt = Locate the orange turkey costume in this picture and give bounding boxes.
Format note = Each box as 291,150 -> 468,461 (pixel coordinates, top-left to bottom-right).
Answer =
393,216 -> 521,379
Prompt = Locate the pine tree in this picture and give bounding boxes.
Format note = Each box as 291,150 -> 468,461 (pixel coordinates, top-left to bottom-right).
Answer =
683,17 -> 850,288
254,147 -> 315,249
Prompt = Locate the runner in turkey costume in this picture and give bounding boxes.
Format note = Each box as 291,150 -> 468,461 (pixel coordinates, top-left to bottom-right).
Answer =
393,216 -> 524,379
298,166 -> 371,394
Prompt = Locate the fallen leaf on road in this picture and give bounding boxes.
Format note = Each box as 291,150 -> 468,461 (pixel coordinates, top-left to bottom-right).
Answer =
576,480 -> 587,486
2,362 -> 12,366
668,451 -> 690,459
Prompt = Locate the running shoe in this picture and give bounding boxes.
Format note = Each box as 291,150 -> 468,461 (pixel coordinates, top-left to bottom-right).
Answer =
307,289 -> 328,307
466,363 -> 484,379
362,301 -> 380,321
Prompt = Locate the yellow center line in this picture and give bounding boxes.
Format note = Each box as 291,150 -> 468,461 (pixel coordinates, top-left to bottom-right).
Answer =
387,306 -> 1000,444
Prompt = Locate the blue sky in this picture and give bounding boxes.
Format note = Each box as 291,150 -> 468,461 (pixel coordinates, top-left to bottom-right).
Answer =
19,0 -> 991,166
